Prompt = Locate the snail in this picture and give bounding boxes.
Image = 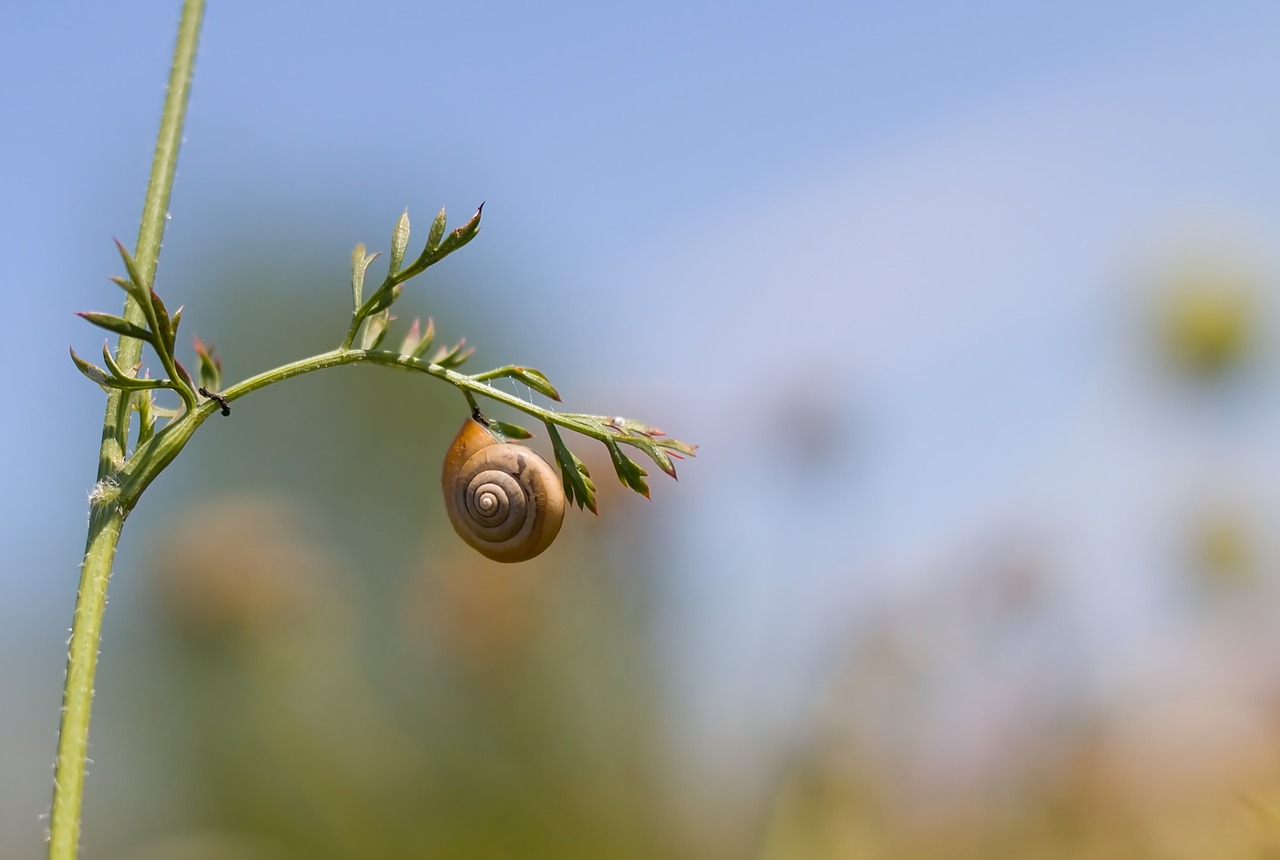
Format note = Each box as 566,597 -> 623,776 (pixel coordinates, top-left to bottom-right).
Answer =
441,415 -> 565,562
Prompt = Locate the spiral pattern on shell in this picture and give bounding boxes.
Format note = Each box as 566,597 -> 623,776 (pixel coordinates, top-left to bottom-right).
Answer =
441,417 -> 565,563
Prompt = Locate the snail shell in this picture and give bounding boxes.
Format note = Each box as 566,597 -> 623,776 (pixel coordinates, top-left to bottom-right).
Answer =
441,416 -> 565,562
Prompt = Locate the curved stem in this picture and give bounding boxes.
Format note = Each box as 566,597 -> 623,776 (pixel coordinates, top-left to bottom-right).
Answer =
222,350 -> 641,440
111,347 -> 667,510
50,1 -> 205,857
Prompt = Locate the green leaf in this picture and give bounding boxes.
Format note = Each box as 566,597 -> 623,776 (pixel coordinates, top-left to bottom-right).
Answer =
363,290 -> 396,317
108,275 -> 150,311
172,358 -> 196,392
486,419 -> 534,441
399,318 -> 421,355
72,343 -> 166,392
350,243 -> 379,312
113,239 -> 148,297
398,203 -> 483,279
632,439 -> 679,479
69,347 -> 111,388
510,367 -> 560,401
101,342 -> 168,392
193,338 -> 222,391
389,209 -> 410,277
360,309 -> 392,350
134,390 -> 156,445
96,374 -> 170,393
548,424 -> 598,514
654,436 -> 698,457
100,341 -> 136,379
425,206 -> 447,253
76,312 -> 154,343
604,438 -> 650,498
410,317 -> 436,359
149,288 -> 176,357
594,414 -> 699,460
351,244 -> 366,309
430,202 -> 483,263
470,365 -> 562,401
430,338 -> 474,369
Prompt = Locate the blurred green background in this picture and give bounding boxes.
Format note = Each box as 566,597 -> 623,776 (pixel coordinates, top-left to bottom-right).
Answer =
9,2 -> 1280,858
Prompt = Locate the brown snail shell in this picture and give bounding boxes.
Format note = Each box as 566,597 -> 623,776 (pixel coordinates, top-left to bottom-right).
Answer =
441,416 -> 565,562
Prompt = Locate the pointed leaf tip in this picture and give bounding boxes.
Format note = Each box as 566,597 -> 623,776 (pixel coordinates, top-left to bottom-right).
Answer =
430,338 -> 473,369
513,367 -> 561,401
69,346 -> 110,387
487,419 -> 534,441
148,288 -> 177,356
410,317 -> 436,359
605,438 -> 650,498
76,311 -> 153,343
193,338 -> 222,391
548,425 -> 599,514
399,318 -> 422,355
636,440 -> 679,479
112,239 -> 148,295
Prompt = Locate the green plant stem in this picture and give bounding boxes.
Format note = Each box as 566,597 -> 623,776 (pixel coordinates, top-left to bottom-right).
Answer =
97,3 -> 204,478
50,1 -> 204,857
48,505 -> 124,859
111,348 -> 655,509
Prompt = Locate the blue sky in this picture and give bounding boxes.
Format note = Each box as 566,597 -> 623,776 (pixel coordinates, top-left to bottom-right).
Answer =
6,0 -> 1280,849
2,1 -> 1244,610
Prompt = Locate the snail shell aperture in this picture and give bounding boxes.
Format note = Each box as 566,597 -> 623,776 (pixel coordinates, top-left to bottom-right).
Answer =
441,416 -> 565,563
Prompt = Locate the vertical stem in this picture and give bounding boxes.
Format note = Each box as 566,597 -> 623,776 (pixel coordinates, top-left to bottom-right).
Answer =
47,504 -> 125,860
48,1 -> 205,857
98,0 -> 205,478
